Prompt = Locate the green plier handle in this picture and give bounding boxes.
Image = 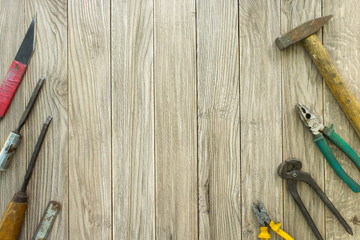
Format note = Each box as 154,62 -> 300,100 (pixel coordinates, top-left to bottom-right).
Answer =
314,124 -> 360,193
323,125 -> 360,169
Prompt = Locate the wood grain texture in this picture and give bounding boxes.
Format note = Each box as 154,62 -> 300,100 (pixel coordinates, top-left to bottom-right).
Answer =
280,1 -> 325,239
239,1 -> 282,239
154,0 -> 198,239
323,1 -> 360,239
112,0 -> 154,239
196,0 -> 241,239
2,1 -> 360,239
68,0 -> 111,239
23,1 -> 68,240
0,2 -> 27,239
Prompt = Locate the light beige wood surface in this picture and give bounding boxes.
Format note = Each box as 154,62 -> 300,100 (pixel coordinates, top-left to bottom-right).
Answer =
25,1 -> 68,240
0,0 -> 360,239
240,1 -> 283,239
0,1 -> 27,239
154,0 -> 198,239
68,0 -> 111,239
324,1 -> 360,239
197,0 -> 240,239
112,0 -> 155,239
281,1 -> 325,239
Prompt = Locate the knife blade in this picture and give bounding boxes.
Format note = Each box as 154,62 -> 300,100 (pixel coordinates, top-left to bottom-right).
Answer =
0,14 -> 37,119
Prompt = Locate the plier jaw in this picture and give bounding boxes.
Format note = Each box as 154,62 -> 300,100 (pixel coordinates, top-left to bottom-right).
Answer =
297,103 -> 324,135
252,201 -> 294,240
252,201 -> 271,227
296,103 -> 360,192
278,159 -> 353,239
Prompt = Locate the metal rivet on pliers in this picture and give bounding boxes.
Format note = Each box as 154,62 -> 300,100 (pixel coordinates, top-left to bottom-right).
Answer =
296,103 -> 360,193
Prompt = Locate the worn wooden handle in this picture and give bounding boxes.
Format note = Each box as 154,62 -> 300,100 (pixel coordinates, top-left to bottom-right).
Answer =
0,60 -> 27,119
0,193 -> 28,240
301,34 -> 360,137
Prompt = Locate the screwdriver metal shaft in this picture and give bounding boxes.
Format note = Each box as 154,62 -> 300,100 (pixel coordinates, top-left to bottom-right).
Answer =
0,116 -> 52,240
0,77 -> 45,171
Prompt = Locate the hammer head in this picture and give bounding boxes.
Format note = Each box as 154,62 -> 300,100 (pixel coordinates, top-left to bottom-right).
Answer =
276,15 -> 332,50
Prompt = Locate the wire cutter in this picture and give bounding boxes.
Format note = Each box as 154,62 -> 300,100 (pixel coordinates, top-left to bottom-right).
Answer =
252,201 -> 294,240
278,159 -> 353,240
297,103 -> 360,192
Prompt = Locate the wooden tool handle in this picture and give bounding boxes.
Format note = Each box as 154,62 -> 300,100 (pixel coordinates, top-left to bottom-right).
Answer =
0,193 -> 28,240
301,34 -> 360,137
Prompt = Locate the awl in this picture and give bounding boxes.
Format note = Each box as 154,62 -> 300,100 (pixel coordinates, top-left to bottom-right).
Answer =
0,77 -> 45,171
0,116 -> 52,240
0,15 -> 36,119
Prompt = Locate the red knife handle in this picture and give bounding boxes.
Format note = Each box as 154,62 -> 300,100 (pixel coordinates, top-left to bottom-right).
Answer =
0,60 -> 27,118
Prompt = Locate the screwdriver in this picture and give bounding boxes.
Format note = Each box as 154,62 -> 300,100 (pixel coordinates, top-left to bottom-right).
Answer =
0,77 -> 45,171
0,116 -> 52,240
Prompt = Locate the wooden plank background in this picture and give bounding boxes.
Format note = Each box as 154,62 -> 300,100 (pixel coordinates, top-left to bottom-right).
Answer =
0,0 -> 359,239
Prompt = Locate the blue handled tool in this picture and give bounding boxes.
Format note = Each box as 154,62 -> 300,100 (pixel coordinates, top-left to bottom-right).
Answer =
297,103 -> 360,193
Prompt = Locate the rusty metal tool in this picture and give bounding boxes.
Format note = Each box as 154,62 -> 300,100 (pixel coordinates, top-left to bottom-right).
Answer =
0,116 -> 52,240
276,16 -> 360,138
278,159 -> 353,240
0,77 -> 45,171
0,15 -> 36,119
32,201 -> 61,240
252,201 -> 294,240
297,103 -> 360,192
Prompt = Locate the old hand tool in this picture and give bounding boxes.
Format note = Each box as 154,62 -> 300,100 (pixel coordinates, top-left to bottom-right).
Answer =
278,159 -> 353,240
32,201 -> 61,240
297,103 -> 360,192
0,116 -> 52,240
0,77 -> 45,171
252,201 -> 294,240
276,16 -> 360,138
0,14 -> 36,119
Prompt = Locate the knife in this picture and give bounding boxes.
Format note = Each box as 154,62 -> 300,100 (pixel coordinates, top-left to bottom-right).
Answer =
0,14 -> 36,119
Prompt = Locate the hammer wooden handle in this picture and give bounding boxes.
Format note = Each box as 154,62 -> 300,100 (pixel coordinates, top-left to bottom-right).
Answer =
301,34 -> 360,137
0,194 -> 28,240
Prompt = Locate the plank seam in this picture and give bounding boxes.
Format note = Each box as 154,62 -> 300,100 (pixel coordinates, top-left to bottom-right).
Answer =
321,2 -> 326,238
238,0 -> 242,238
24,6 -> 28,239
67,0 -> 70,239
153,0 -> 157,238
279,0 -> 285,232
195,0 -> 200,238
110,0 -> 113,239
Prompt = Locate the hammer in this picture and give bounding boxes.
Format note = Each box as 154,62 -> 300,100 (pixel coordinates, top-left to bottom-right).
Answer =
276,16 -> 360,138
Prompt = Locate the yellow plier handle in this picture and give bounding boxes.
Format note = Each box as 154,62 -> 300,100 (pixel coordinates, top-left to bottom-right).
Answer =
258,226 -> 271,240
269,221 -> 294,240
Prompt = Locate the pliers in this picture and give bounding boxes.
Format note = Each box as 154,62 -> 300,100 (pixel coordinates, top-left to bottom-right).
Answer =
278,159 -> 353,240
252,201 -> 294,240
297,103 -> 360,192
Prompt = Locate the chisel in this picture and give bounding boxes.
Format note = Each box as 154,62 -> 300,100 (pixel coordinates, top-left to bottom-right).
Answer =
32,201 -> 61,240
0,15 -> 37,119
0,116 -> 52,240
0,77 -> 45,171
